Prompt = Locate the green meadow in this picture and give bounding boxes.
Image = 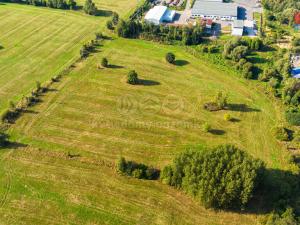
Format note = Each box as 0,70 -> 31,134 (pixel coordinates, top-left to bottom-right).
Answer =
0,2 -> 133,113
0,36 -> 294,224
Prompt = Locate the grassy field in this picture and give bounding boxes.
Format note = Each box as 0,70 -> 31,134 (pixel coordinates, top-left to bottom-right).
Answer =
0,2 -> 135,113
76,0 -> 139,16
0,37 -> 294,224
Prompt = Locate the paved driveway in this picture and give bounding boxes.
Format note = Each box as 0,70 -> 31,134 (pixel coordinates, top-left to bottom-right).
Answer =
234,0 -> 262,20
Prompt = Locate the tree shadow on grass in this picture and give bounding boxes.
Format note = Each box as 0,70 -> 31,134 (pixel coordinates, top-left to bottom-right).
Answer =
174,60 -> 189,66
138,79 -> 160,86
23,109 -> 38,114
227,104 -> 260,112
243,168 -> 300,215
7,141 -> 28,149
95,9 -> 113,17
229,118 -> 241,123
209,129 -> 226,135
108,64 -> 124,69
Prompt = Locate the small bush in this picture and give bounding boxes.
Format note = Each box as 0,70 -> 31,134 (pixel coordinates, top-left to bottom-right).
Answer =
202,122 -> 211,132
204,92 -> 228,112
116,157 -> 159,180
224,113 -> 231,121
106,20 -> 114,30
101,57 -> 108,67
215,91 -> 228,109
165,52 -> 175,64
274,126 -> 290,141
127,70 -> 139,85
285,108 -> 300,126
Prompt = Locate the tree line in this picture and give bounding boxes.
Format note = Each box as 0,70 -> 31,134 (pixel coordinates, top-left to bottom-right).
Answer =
263,0 -> 300,26
4,0 -> 98,15
108,18 -> 205,46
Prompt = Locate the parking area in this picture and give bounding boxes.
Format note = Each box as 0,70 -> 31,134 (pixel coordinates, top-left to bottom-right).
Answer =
234,0 -> 262,20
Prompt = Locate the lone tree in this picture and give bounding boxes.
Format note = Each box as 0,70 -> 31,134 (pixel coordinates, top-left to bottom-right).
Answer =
101,57 -> 108,67
83,0 -> 97,15
127,70 -> 139,85
161,145 -> 265,209
165,52 -> 175,64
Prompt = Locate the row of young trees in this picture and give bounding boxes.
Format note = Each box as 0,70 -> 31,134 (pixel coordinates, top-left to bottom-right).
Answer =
22,0 -> 77,9
7,0 -> 98,14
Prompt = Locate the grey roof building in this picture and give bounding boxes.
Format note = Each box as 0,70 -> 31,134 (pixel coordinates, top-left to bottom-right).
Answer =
191,0 -> 238,21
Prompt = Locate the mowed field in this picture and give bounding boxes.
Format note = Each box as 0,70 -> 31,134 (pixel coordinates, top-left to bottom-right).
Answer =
0,2 -> 135,113
0,38 -> 294,224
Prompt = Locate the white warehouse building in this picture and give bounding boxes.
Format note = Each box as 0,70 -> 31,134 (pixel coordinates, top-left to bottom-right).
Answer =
191,0 -> 238,21
144,6 -> 176,25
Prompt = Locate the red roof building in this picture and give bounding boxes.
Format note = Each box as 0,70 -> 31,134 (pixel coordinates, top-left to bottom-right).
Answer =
295,12 -> 300,25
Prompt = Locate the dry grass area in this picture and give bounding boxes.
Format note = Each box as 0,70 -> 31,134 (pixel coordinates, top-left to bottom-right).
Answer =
0,37 -> 294,224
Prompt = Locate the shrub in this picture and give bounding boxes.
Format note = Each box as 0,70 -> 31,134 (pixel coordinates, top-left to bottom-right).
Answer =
160,145 -> 265,209
132,169 -> 144,179
231,46 -> 249,62
80,46 -> 89,58
273,126 -> 290,141
260,68 -> 279,82
204,92 -> 228,111
215,91 -> 228,109
224,113 -> 231,121
242,62 -> 254,79
202,122 -> 211,132
106,20 -> 114,30
165,52 -> 175,64
112,12 -> 119,25
285,108 -> 300,126
265,208 -> 299,225
101,57 -> 108,67
83,0 -> 97,15
127,70 -> 139,85
0,109 -> 19,123
116,157 -> 159,180
95,32 -> 103,40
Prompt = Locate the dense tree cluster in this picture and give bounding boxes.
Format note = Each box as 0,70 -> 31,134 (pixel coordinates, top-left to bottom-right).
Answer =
222,38 -> 263,79
263,0 -> 300,26
116,157 -> 159,180
161,145 -> 265,209
114,19 -> 205,46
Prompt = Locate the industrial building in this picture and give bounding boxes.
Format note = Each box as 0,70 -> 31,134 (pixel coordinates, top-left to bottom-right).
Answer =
232,19 -> 244,36
191,0 -> 237,21
144,6 -> 176,25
